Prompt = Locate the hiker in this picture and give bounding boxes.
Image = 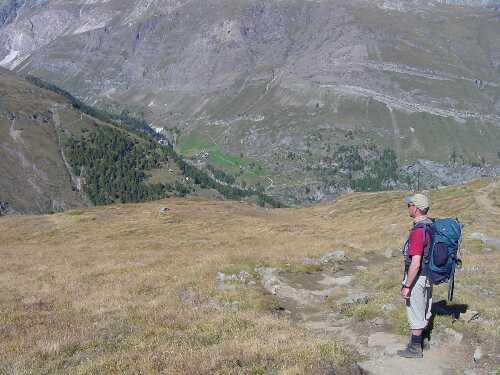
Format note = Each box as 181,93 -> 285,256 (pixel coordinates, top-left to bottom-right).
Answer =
398,193 -> 433,358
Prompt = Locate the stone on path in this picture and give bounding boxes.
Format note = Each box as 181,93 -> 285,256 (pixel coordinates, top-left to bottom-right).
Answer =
359,354 -> 447,375
255,267 -> 333,304
318,274 -> 353,286
473,346 -> 482,362
367,332 -> 403,355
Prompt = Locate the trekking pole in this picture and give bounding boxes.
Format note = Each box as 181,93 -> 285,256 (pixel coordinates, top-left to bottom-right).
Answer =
448,220 -> 463,302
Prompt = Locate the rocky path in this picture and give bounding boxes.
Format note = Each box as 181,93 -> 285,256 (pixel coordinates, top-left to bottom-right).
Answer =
256,255 -> 481,375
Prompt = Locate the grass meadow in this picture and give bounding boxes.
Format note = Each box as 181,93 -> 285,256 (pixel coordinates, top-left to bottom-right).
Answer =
1,179 -> 499,374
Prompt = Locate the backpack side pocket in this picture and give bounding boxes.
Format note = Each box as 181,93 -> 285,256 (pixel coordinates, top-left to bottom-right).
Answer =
432,243 -> 448,267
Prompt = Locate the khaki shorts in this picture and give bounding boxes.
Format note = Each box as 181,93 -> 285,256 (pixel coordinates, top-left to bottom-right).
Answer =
406,275 -> 433,330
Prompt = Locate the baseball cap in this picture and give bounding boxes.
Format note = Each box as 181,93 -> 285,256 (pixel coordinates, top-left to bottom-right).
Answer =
404,193 -> 430,211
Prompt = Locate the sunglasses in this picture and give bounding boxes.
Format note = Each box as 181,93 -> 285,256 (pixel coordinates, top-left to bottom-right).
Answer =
407,203 -> 414,207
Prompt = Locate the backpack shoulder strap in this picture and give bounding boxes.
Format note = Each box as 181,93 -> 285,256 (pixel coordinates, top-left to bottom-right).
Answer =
414,220 -> 433,261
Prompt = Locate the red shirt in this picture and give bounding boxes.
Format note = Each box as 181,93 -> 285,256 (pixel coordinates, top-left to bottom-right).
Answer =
408,226 -> 429,257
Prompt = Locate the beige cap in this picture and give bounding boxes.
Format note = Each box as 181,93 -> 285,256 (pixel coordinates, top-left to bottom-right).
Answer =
404,193 -> 430,211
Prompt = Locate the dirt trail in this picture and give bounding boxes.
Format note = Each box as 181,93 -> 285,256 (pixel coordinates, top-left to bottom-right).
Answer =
9,118 -> 22,143
316,83 -> 500,123
259,261 -> 479,375
51,107 -> 81,191
50,106 -> 93,208
387,105 -> 401,159
474,180 -> 500,216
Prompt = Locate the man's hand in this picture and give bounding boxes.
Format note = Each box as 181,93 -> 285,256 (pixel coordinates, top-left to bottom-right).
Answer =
401,286 -> 411,299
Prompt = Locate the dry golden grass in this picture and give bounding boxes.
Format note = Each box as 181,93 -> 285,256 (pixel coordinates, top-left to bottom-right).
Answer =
1,179 -> 499,374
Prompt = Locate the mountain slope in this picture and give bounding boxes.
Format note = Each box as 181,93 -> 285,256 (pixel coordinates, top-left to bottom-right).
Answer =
0,67 -> 90,214
0,69 -> 284,214
1,0 -> 500,202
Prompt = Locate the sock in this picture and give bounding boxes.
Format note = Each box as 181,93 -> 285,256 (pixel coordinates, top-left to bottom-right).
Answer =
411,335 -> 423,346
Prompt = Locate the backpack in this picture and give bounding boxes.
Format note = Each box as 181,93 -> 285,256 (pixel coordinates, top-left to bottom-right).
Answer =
417,218 -> 463,301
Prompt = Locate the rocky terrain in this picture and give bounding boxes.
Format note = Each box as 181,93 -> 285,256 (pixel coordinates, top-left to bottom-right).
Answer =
1,0 -> 500,203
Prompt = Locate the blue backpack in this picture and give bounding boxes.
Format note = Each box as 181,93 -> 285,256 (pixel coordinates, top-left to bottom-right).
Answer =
417,218 -> 463,301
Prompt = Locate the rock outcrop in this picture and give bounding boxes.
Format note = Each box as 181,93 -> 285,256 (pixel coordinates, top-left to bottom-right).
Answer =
0,0 -> 20,27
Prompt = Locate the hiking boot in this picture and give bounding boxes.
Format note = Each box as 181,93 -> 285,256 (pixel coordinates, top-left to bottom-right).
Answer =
397,344 -> 423,358
422,337 -> 430,351
406,337 -> 430,351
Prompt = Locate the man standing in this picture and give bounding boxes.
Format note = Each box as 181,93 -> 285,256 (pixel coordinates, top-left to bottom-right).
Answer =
397,193 -> 433,358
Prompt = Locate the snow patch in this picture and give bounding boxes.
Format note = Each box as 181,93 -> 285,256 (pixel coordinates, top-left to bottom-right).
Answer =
0,50 -> 19,67
101,87 -> 117,99
0,50 -> 30,70
73,22 -> 107,35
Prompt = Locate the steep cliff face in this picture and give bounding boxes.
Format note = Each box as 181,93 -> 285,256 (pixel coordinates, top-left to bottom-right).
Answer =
1,0 -> 499,202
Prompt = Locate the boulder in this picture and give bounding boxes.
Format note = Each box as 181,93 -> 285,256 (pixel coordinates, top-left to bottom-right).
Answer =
159,207 -> 170,214
255,267 -> 280,295
215,271 -> 254,289
473,346 -> 482,362
320,250 -> 347,264
0,200 -> 11,216
318,274 -> 353,286
343,290 -> 369,305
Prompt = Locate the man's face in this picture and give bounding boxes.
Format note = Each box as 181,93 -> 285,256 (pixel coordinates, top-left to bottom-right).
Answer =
407,203 -> 416,218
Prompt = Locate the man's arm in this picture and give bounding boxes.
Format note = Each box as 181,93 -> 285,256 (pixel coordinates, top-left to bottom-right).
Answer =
405,255 -> 421,287
402,255 -> 421,299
